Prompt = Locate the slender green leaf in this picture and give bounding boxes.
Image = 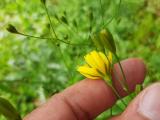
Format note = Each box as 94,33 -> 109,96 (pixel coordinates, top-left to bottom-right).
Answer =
0,97 -> 22,120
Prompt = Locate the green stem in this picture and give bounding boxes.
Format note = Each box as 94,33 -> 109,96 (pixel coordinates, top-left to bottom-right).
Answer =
43,4 -> 58,39
18,33 -> 75,45
104,51 -> 132,100
105,51 -> 125,92
99,0 -> 105,27
109,83 -> 127,107
87,10 -> 93,43
104,77 -> 127,107
110,107 -> 113,117
114,53 -> 129,93
42,3 -> 73,80
102,0 -> 122,28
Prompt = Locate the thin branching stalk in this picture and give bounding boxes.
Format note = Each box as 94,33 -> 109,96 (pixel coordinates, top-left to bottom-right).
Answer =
57,17 -> 79,36
18,33 -> 75,45
102,0 -> 122,28
43,4 -> 58,39
87,11 -> 94,43
42,3 -> 73,80
99,0 -> 105,28
17,32 -> 84,45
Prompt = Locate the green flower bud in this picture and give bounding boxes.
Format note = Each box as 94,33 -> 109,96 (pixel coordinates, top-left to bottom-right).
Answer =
72,19 -> 77,28
99,29 -> 116,54
40,0 -> 46,4
60,16 -> 68,25
88,10 -> 94,22
91,34 -> 105,53
6,24 -> 19,34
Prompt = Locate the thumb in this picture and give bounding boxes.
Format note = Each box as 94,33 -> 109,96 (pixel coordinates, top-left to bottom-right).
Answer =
110,83 -> 160,120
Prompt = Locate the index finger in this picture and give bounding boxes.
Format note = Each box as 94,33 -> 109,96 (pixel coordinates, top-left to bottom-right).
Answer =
24,58 -> 146,120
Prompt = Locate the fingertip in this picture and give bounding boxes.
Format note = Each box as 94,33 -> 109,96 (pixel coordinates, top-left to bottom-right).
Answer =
114,83 -> 160,120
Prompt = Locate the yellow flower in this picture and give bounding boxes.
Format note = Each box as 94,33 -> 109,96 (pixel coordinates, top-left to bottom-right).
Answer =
77,50 -> 112,80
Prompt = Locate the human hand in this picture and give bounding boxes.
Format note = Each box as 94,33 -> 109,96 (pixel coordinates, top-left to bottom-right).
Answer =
24,58 -> 159,120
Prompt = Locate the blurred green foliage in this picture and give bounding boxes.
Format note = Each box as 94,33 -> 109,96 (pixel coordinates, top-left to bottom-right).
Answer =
0,0 -> 160,119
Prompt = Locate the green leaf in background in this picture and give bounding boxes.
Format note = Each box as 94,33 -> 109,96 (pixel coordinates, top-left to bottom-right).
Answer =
0,97 -> 22,120
99,29 -> 116,54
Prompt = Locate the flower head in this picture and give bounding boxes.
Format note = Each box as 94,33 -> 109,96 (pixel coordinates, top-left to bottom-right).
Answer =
77,50 -> 112,80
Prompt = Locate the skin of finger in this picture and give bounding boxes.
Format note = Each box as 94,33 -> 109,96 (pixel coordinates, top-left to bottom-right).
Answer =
109,114 -> 148,120
24,58 -> 146,120
109,84 -> 160,120
24,79 -> 117,120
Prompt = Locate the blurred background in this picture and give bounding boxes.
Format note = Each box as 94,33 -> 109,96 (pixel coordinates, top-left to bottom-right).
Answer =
0,0 -> 160,119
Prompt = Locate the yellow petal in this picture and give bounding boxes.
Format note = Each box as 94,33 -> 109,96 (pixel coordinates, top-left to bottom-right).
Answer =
84,53 -> 98,69
80,73 -> 100,79
90,51 -> 106,74
99,52 -> 112,73
77,65 -> 101,77
107,52 -> 112,73
108,52 -> 112,64
99,52 -> 109,71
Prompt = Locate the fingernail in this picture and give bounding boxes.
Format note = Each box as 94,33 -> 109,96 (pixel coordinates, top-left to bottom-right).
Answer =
138,84 -> 160,120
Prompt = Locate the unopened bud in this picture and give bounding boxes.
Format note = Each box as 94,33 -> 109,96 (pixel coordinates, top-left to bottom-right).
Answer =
40,0 -> 46,4
91,34 -> 105,52
99,29 -> 116,54
6,24 -> 19,34
60,16 -> 68,25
